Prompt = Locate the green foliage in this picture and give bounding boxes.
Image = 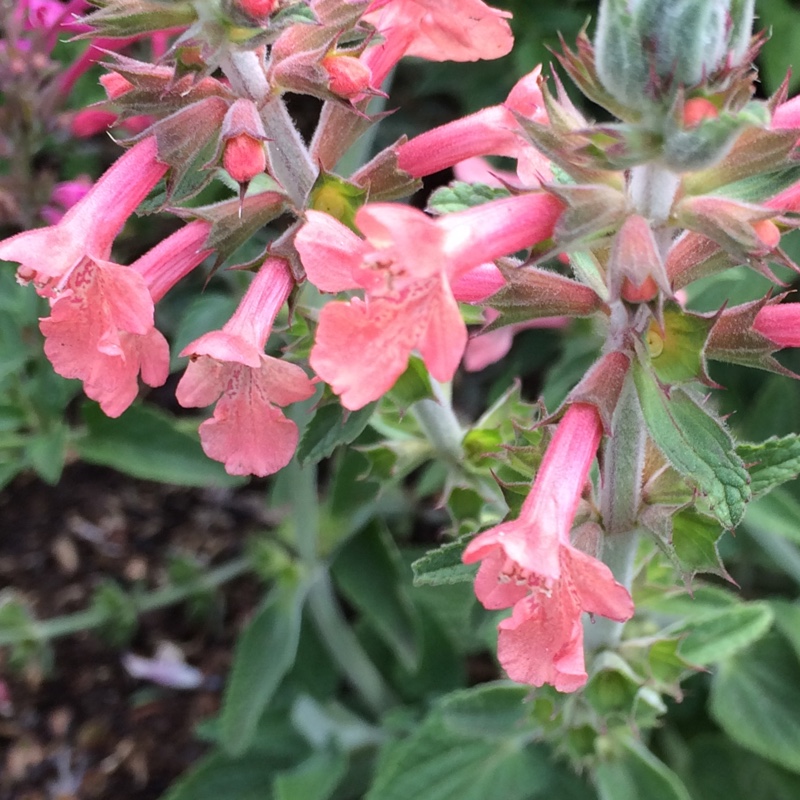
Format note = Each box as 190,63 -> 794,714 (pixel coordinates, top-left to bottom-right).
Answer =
297,401 -> 376,466
77,402 -> 243,487
220,577 -> 309,757
426,182 -> 511,215
633,362 -> 750,528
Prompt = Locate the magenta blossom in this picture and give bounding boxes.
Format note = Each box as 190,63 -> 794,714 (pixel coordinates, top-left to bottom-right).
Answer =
463,403 -> 634,691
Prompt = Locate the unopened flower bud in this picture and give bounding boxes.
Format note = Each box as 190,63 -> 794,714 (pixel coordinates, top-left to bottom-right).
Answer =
682,98 -> 719,128
595,0 -> 756,110
321,54 -> 372,99
223,135 -> 267,183
220,99 -> 269,185
752,219 -> 781,251
233,0 -> 277,17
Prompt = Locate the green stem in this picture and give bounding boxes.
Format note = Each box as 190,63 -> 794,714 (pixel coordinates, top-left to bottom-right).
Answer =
2,556 -> 252,646
410,380 -> 464,467
285,459 -> 395,715
583,528 -> 640,652
628,161 -> 681,226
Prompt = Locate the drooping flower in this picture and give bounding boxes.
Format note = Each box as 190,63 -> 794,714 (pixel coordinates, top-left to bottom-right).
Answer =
0,137 -> 167,294
462,403 -> 634,691
39,221 -> 213,417
176,258 -> 316,476
296,193 -> 564,409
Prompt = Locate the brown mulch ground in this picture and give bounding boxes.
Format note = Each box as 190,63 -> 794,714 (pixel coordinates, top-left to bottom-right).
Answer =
0,464 -> 268,800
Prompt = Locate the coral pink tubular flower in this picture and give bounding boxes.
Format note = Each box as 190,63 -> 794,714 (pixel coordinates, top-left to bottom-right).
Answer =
39,222 -> 212,418
0,137 -> 167,293
397,66 -> 548,181
462,403 -> 634,691
296,193 -> 563,409
176,258 -> 315,477
753,303 -> 800,348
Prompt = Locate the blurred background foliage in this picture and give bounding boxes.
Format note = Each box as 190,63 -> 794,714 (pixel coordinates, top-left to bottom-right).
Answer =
4,1 -> 800,799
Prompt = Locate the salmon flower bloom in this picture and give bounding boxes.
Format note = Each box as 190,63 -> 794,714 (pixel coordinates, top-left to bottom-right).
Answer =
463,403 -> 634,692
176,258 -> 316,477
296,193 -> 563,409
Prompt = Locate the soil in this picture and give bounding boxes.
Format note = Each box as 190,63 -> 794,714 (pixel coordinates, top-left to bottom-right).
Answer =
0,464 -> 269,800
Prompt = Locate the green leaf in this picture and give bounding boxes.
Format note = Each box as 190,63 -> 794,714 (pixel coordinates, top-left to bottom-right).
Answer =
366,684 -> 562,800
426,182 -> 511,216
675,602 -> 774,665
710,632 -> 800,773
26,424 -> 68,485
331,523 -> 420,671
633,362 -> 750,528
596,738 -> 692,800
273,752 -> 347,800
744,490 -> 800,545
297,402 -> 376,466
411,534 -> 477,586
688,734 -> 800,800
738,434 -> 800,499
771,601 -> 800,665
220,577 -> 308,757
386,356 -> 434,408
671,510 -> 728,579
160,752 -> 276,800
650,305 -> 713,384
76,403 -> 243,488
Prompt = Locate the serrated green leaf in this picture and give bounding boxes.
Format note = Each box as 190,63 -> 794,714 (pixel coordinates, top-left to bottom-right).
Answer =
671,510 -> 729,579
676,602 -> 773,665
366,684 -> 554,800
633,362 -> 750,528
76,403 -> 243,488
297,402 -> 376,466
711,632 -> 800,774
596,738 -> 692,800
412,535 -> 477,586
426,182 -> 511,216
738,434 -> 800,498
220,577 -> 308,757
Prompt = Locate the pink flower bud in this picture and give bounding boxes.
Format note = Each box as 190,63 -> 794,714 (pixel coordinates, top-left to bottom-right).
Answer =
321,55 -> 373,99
752,219 -> 781,250
100,72 -> 134,100
683,97 -> 719,128
233,0 -> 278,17
223,135 -> 267,183
220,98 -> 269,184
70,109 -> 118,138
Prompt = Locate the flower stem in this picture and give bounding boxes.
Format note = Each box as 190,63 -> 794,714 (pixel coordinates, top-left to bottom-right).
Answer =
1,557 -> 252,646
411,380 -> 464,467
284,459 -> 395,715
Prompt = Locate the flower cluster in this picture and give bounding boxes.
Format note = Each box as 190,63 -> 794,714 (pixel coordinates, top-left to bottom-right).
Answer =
4,0 -> 800,701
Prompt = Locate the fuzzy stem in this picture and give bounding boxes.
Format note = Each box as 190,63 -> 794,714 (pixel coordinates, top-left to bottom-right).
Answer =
219,50 -> 317,207
586,377 -> 644,651
410,380 -> 464,466
1,557 -> 252,646
583,528 -> 640,652
628,162 -> 681,227
285,459 -> 394,715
